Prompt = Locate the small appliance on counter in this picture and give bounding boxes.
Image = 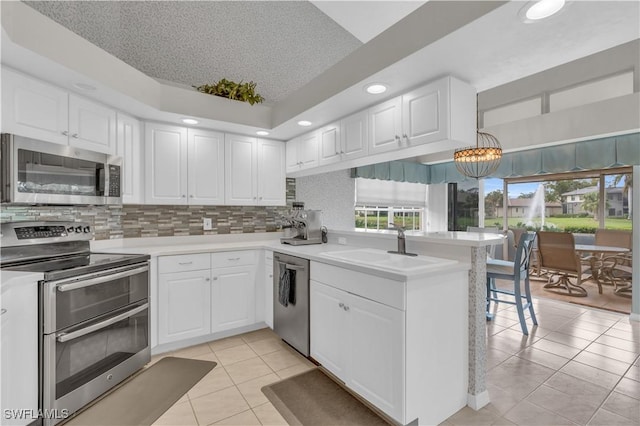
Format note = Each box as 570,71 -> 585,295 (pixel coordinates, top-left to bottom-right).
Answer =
280,202 -> 323,245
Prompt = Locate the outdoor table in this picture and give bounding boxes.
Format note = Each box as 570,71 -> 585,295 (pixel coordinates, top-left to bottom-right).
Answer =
575,244 -> 630,293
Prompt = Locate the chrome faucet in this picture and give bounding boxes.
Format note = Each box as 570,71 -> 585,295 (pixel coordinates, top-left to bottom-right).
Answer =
388,224 -> 418,257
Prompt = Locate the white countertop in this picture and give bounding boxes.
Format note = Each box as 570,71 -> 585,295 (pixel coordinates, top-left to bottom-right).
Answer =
91,233 -> 469,280
348,229 -> 505,247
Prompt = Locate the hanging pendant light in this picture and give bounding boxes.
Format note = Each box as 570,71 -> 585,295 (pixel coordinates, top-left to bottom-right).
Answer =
454,96 -> 502,179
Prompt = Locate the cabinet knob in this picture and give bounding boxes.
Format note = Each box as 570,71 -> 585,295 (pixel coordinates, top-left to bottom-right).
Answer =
190,195 -> 194,198
0,308 -> 6,316
61,130 -> 69,136
403,134 -> 409,144
344,305 -> 350,311
253,197 -> 257,200
205,277 -> 210,282
181,194 -> 186,198
268,274 -> 273,278
340,150 -> 345,154
213,277 -> 218,280
395,135 -> 401,143
71,133 -> 79,138
259,196 -> 263,200
338,302 -> 344,309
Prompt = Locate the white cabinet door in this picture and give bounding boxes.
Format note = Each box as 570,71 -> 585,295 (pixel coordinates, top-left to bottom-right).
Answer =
257,139 -> 286,206
341,110 -> 368,161
402,79 -> 447,147
69,94 -> 117,154
368,96 -> 402,155
310,281 -> 348,379
211,265 -> 256,332
318,123 -> 341,166
1,67 -> 69,145
264,251 -> 274,329
116,113 -> 143,204
144,123 -> 188,205
1,273 -> 39,426
225,134 -> 257,205
285,138 -> 299,174
158,269 -> 212,344
297,131 -> 319,169
346,293 -> 405,422
188,129 -> 225,205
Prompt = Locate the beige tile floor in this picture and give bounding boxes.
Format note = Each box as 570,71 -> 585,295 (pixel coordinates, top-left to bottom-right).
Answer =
150,297 -> 639,426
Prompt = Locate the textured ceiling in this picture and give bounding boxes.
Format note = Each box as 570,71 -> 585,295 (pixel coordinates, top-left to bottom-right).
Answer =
23,0 -> 363,104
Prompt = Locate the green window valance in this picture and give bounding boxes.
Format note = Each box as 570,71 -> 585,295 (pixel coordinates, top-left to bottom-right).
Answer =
352,132 -> 639,184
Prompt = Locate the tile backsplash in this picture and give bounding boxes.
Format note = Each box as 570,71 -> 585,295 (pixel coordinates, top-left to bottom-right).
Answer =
0,179 -> 295,240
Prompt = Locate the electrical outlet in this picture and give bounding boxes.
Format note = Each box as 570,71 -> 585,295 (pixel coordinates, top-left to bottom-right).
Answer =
203,217 -> 212,231
338,237 -> 347,245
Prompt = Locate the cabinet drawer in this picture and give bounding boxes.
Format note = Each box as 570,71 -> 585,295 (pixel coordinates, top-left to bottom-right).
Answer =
159,253 -> 211,273
212,250 -> 256,268
311,261 -> 406,310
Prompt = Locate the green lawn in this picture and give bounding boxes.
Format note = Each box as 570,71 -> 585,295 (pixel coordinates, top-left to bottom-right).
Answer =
486,217 -> 632,232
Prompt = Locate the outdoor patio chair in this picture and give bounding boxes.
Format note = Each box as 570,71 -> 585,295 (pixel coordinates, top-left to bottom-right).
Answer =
537,231 -> 588,296
600,252 -> 633,296
580,229 -> 632,290
486,232 -> 537,335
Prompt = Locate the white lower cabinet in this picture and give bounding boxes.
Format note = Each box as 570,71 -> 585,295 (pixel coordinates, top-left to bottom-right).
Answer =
310,261 -> 468,425
211,265 -> 256,332
310,280 -> 404,421
158,269 -> 212,345
263,251 -> 274,328
157,250 -> 260,346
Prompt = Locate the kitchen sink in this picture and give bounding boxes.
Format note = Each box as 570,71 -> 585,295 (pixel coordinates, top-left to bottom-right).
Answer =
318,248 -> 456,273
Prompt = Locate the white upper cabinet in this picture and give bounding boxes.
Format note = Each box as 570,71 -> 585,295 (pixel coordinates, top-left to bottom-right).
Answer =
257,139 -> 286,206
368,96 -> 403,155
188,129 -> 225,205
340,110 -> 368,161
68,94 -> 117,154
2,68 -> 117,154
2,68 -> 69,145
145,123 -> 189,205
286,131 -> 318,173
145,124 -> 226,205
401,78 -> 447,147
116,113 -> 143,204
318,122 -> 341,166
225,134 -> 258,205
226,134 -> 285,206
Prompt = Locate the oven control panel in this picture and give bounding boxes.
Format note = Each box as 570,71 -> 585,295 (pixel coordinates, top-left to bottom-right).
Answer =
1,221 -> 93,247
15,225 -> 68,239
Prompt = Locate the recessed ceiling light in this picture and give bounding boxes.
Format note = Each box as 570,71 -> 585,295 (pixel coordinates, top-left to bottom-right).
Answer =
521,0 -> 566,22
181,118 -> 199,125
297,120 -> 312,127
72,82 -> 96,91
365,83 -> 387,94
256,130 -> 269,136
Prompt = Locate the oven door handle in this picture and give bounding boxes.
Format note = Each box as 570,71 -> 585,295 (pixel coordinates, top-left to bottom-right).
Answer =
56,303 -> 148,343
284,264 -> 305,271
55,265 -> 149,292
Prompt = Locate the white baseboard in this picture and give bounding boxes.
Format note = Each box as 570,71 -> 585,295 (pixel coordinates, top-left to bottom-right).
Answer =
467,390 -> 490,410
630,313 -> 640,322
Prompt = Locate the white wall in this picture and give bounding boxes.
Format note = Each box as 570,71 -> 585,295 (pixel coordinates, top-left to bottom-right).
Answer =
295,169 -> 355,231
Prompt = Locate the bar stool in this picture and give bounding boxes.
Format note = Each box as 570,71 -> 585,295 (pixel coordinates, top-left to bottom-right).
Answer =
486,232 -> 538,335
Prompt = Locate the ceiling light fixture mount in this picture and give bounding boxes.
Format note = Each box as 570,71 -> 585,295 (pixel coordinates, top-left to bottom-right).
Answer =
520,0 -> 567,23
297,120 -> 312,127
453,94 -> 502,179
365,83 -> 387,94
181,118 -> 199,125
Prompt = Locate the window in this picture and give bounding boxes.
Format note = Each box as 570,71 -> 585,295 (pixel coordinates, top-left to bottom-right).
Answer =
355,206 -> 423,230
354,178 -> 426,231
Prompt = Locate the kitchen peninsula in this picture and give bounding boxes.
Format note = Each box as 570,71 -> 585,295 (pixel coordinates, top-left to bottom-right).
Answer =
92,228 -> 503,424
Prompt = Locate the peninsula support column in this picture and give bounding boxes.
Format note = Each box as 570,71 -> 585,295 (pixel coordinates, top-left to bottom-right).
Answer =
467,246 -> 489,409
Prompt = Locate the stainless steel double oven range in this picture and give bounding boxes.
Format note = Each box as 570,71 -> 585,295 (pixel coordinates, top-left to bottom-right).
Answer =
1,221 -> 150,425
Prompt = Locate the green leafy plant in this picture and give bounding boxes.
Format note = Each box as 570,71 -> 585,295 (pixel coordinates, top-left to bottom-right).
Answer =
193,78 -> 265,105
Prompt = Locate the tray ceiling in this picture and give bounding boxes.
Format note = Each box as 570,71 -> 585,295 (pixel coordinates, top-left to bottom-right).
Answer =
23,0 -> 365,104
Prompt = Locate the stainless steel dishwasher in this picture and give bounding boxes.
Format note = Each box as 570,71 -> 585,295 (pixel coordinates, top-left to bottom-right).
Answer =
273,252 -> 310,356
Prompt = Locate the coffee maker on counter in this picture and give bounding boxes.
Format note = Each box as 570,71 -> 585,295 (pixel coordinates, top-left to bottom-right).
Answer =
280,202 -> 324,245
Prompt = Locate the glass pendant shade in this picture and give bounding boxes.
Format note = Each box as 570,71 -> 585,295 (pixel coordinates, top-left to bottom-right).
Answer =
454,131 -> 503,179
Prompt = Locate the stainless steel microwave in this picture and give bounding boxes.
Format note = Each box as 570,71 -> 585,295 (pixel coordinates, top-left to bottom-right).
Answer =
1,134 -> 122,205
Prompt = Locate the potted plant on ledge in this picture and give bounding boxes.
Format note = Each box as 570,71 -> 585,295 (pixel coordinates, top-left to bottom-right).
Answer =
193,78 -> 265,105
